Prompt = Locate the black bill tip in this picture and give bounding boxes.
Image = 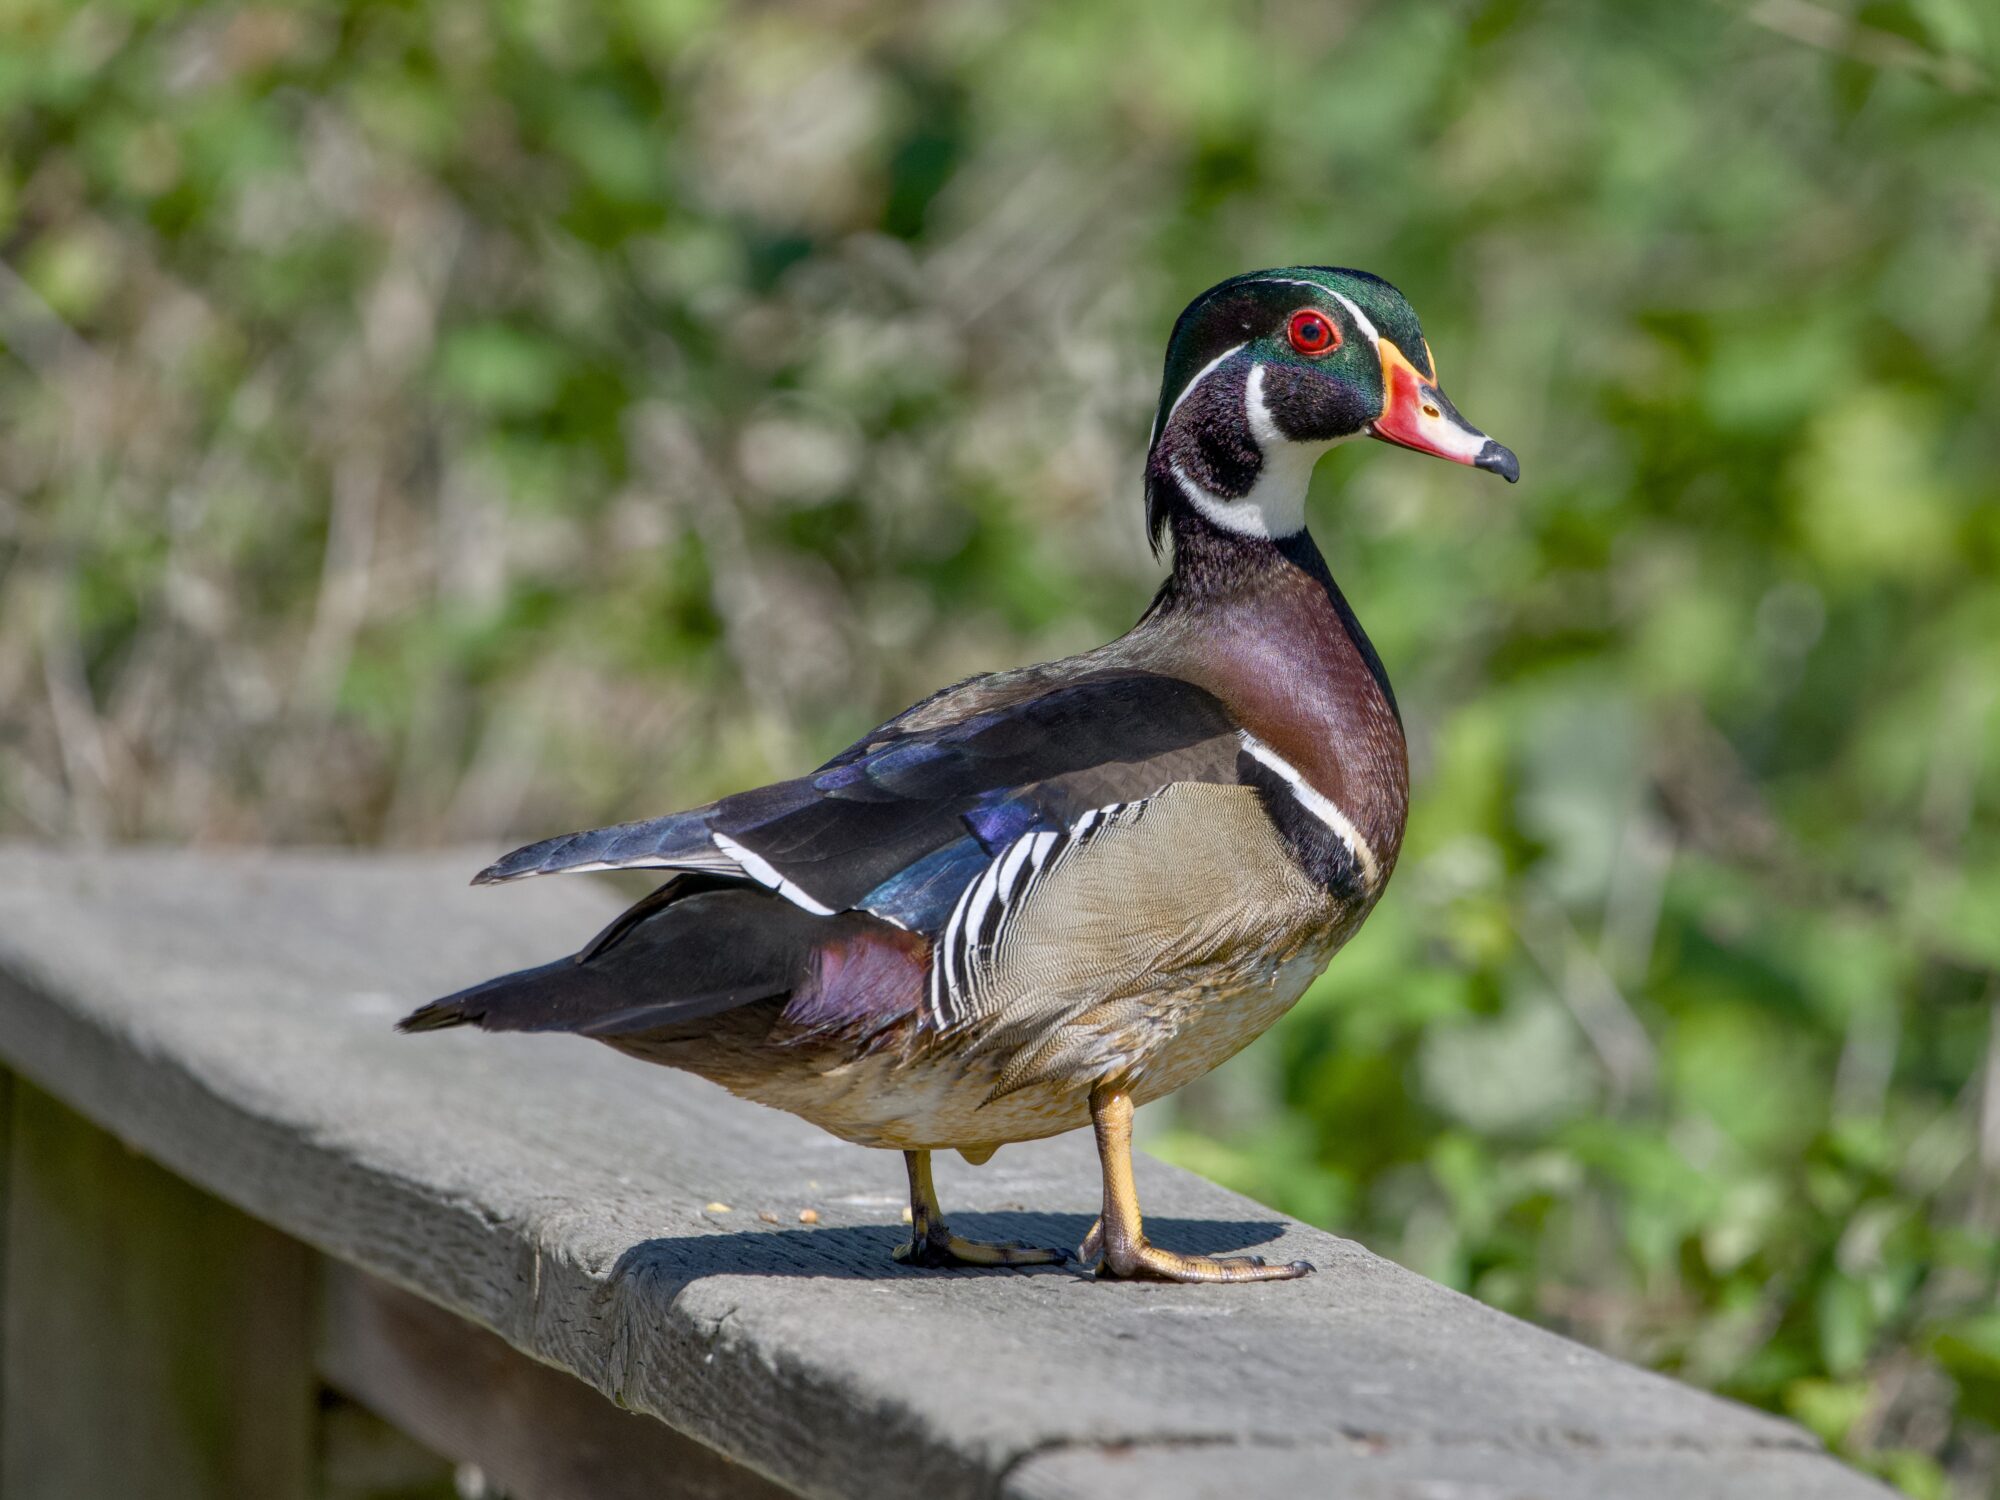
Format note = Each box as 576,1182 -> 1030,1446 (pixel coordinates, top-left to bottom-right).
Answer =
1475,439 -> 1520,484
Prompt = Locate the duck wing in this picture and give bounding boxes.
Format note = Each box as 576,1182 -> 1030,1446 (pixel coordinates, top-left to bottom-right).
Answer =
473,669 -> 1248,939
415,666 -> 1379,1052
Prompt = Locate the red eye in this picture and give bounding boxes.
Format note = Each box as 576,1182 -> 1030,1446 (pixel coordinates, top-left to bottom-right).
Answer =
1287,309 -> 1339,356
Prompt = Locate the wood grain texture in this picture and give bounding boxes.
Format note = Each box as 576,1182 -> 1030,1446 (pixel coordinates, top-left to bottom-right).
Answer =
320,1260 -> 787,1500
0,846 -> 1892,1500
1,1078 -> 316,1500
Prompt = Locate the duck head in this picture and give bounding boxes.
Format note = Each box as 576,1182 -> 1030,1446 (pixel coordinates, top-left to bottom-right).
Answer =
1145,267 -> 1518,550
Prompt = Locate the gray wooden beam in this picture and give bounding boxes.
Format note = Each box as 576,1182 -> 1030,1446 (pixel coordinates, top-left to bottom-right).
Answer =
320,1259 -> 789,1500
0,1078 -> 316,1500
0,1068 -> 11,1477
0,846 -> 1892,1500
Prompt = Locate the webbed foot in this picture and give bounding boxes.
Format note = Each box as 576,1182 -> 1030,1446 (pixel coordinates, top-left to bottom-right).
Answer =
1077,1212 -> 1309,1281
893,1228 -> 1070,1269
1094,1240 -> 1312,1283
1084,1087 -> 1314,1287
893,1148 -> 1069,1270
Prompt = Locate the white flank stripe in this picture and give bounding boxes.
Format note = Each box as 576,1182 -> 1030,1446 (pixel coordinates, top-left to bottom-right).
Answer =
1019,829 -> 1060,896
996,835 -> 1038,896
1237,731 -> 1380,890
710,832 -> 837,916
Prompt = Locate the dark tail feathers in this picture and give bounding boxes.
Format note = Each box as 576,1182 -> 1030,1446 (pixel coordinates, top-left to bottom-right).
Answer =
398,886 -> 842,1040
397,957 -> 598,1034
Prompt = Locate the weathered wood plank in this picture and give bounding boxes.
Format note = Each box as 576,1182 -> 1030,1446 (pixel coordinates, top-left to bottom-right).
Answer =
0,1068 -> 11,1474
1006,1443 -> 1902,1500
0,846 -> 1892,1500
0,1078 -> 316,1500
320,1259 -> 791,1500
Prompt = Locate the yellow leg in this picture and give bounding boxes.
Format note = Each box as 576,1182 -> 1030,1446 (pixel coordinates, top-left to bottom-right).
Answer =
891,1150 -> 1070,1269
1086,1086 -> 1314,1284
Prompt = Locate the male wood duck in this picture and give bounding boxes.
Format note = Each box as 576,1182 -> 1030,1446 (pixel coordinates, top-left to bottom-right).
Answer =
403,268 -> 1517,1283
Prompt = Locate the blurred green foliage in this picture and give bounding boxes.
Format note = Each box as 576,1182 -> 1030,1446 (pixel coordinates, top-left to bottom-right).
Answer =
2,0 -> 1998,1491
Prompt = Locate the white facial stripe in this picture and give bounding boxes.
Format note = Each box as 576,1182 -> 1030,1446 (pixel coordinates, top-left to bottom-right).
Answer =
1234,278 -> 1384,353
1243,360 -> 1286,448
1157,283 -> 1400,541
1152,340 -> 1248,446
1242,275 -> 1337,298
1327,291 -> 1382,348
1238,731 -> 1380,891
711,832 -> 837,916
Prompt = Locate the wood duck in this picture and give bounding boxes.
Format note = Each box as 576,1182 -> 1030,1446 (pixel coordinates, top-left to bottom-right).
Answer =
403,268 -> 1517,1283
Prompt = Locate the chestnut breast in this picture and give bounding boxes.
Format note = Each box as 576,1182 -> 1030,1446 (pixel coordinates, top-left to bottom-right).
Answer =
1148,553 -> 1409,882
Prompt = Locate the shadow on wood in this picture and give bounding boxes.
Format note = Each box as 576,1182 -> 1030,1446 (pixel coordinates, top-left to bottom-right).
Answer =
604,1215 -> 1287,1286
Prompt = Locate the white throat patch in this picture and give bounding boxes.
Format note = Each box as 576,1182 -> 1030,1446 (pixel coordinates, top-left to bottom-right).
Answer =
1170,362 -> 1346,540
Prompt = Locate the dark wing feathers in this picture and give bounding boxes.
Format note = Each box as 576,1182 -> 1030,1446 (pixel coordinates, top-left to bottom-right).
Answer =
400,887 -> 836,1036
411,671 -> 1253,1044
473,807 -> 733,885
853,835 -> 993,931
474,671 -> 1247,936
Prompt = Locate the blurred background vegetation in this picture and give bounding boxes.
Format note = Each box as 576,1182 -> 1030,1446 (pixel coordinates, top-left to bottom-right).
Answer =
1,0 -> 1997,1492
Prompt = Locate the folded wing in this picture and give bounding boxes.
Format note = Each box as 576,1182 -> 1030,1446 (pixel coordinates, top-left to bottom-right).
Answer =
473,670 -> 1249,940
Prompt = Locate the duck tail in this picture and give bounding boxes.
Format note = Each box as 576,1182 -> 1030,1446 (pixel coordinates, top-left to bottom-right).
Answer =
397,957 -> 603,1034
398,885 -> 837,1040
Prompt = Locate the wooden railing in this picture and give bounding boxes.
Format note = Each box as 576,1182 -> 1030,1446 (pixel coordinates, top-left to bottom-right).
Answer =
0,846 -> 1891,1499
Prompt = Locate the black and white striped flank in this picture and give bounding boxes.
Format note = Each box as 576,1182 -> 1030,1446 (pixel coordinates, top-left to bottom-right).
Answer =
927,798 -> 1155,1031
